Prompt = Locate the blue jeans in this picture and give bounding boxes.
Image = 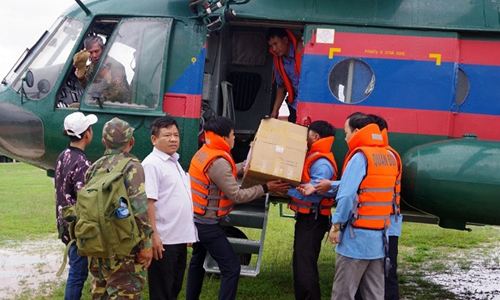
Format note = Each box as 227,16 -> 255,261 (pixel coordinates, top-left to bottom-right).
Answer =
186,222 -> 240,300
65,243 -> 89,300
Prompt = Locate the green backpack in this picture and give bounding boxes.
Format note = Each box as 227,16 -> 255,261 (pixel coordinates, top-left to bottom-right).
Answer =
57,158 -> 142,276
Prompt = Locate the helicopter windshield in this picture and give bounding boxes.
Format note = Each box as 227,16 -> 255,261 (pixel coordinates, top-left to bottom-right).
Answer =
84,19 -> 169,109
12,18 -> 84,100
2,17 -> 62,86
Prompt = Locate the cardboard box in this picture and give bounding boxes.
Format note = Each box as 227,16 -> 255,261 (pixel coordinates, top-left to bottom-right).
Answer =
241,118 -> 308,190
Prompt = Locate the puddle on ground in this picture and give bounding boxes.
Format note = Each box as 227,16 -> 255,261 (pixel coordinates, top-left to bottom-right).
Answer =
425,245 -> 500,300
0,238 -> 66,299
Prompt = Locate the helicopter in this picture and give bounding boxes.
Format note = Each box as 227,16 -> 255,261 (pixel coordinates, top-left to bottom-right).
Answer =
1,0 -> 500,276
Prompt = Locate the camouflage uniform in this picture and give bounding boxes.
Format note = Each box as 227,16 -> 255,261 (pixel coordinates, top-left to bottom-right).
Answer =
85,118 -> 152,299
79,56 -> 131,103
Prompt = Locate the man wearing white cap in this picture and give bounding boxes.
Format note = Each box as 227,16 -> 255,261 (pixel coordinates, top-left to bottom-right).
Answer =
55,112 -> 97,300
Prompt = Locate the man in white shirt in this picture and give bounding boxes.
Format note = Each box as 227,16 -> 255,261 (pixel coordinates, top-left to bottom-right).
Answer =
142,116 -> 197,300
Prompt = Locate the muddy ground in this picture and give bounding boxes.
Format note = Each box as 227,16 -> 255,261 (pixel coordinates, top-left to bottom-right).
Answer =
0,235 -> 498,299
424,245 -> 500,300
0,236 -> 66,299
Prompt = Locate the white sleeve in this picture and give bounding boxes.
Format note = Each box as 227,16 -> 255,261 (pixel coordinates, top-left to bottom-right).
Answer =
142,160 -> 159,201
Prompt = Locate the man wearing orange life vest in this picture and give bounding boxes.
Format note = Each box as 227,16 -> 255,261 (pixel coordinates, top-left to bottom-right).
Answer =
186,116 -> 289,300
267,28 -> 302,123
287,120 -> 337,300
329,112 -> 399,300
298,114 -> 403,300
367,114 -> 403,300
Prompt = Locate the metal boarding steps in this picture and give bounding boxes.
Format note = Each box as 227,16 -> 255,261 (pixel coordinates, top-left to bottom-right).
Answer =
203,194 -> 270,277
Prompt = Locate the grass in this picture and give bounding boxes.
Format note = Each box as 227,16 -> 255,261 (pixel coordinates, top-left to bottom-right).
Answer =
0,163 -> 55,242
0,163 -> 499,299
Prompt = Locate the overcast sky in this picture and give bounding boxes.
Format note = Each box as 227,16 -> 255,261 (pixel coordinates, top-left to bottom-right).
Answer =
0,0 -> 73,78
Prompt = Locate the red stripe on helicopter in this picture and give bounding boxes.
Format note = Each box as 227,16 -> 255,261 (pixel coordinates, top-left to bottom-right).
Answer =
163,93 -> 201,118
460,39 -> 500,66
305,32 -> 500,66
297,102 -> 500,140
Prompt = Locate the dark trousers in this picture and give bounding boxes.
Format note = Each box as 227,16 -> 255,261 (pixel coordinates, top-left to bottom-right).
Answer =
148,243 -> 187,300
288,105 -> 297,123
293,213 -> 330,300
385,236 -> 399,300
65,243 -> 88,300
186,222 -> 241,300
355,235 -> 400,300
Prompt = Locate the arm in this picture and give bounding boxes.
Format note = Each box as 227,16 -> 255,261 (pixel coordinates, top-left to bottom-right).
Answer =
271,85 -> 286,118
147,199 -> 164,260
124,161 -> 153,268
236,161 -> 246,177
208,158 -> 265,204
142,162 -> 163,260
72,158 -> 92,195
318,179 -> 340,197
329,153 -> 366,244
287,158 -> 334,203
77,64 -> 93,88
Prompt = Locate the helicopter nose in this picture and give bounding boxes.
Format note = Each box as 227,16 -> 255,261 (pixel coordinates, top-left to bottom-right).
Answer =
0,102 -> 45,159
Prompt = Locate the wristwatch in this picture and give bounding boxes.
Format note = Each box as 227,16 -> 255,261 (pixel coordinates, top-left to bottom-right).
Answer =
332,225 -> 341,232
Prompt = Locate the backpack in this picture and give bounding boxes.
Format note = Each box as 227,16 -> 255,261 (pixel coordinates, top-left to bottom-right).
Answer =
57,158 -> 142,276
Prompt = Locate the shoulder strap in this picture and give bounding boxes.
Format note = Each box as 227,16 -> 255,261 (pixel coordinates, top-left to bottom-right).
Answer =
112,157 -> 134,173
100,158 -> 133,190
56,240 -> 75,277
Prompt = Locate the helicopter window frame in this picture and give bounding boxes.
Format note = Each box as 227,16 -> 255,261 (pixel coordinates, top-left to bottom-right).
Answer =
12,17 -> 84,101
55,19 -> 119,109
82,18 -> 171,112
328,58 -> 375,104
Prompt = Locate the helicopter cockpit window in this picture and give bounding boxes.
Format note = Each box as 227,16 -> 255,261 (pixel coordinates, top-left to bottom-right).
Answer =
85,20 -> 168,109
328,58 -> 375,104
12,18 -> 83,100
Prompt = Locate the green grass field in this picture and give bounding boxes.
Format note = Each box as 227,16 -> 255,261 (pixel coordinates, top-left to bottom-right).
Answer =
1,163 -> 498,299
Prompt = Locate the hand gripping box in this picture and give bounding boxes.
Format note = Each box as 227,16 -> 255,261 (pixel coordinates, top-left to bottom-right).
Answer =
241,118 -> 308,189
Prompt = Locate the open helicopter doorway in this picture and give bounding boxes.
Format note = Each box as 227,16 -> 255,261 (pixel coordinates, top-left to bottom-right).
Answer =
199,23 -> 304,277
202,24 -> 304,163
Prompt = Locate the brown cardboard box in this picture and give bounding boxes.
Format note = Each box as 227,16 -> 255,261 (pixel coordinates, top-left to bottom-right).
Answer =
241,118 -> 308,190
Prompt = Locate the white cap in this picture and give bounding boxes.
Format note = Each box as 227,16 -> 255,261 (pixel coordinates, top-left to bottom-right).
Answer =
64,112 -> 98,139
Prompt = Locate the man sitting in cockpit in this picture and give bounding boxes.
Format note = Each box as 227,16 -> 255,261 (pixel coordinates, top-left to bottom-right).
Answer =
73,35 -> 131,103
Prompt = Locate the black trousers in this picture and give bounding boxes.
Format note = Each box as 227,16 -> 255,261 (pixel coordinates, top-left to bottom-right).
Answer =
385,236 -> 399,300
148,243 -> 187,300
288,105 -> 297,123
293,213 -> 330,300
355,235 -> 399,300
186,222 -> 241,300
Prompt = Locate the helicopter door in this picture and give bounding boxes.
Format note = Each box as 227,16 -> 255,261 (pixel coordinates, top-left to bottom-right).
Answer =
297,25 -> 460,130
79,18 -> 171,116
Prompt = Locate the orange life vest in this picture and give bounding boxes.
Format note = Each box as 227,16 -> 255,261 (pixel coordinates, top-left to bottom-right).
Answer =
289,136 -> 338,216
345,124 -> 399,230
270,29 -> 303,104
188,131 -> 237,217
381,129 -> 402,216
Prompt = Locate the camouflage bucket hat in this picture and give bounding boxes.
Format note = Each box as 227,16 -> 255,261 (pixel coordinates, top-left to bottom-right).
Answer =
102,118 -> 134,149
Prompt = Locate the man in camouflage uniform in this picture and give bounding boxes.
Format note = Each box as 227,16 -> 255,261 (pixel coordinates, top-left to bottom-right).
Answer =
74,35 -> 131,103
85,117 -> 153,299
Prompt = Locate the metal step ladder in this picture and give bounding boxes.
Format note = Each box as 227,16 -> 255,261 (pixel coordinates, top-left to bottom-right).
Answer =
203,193 -> 270,277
